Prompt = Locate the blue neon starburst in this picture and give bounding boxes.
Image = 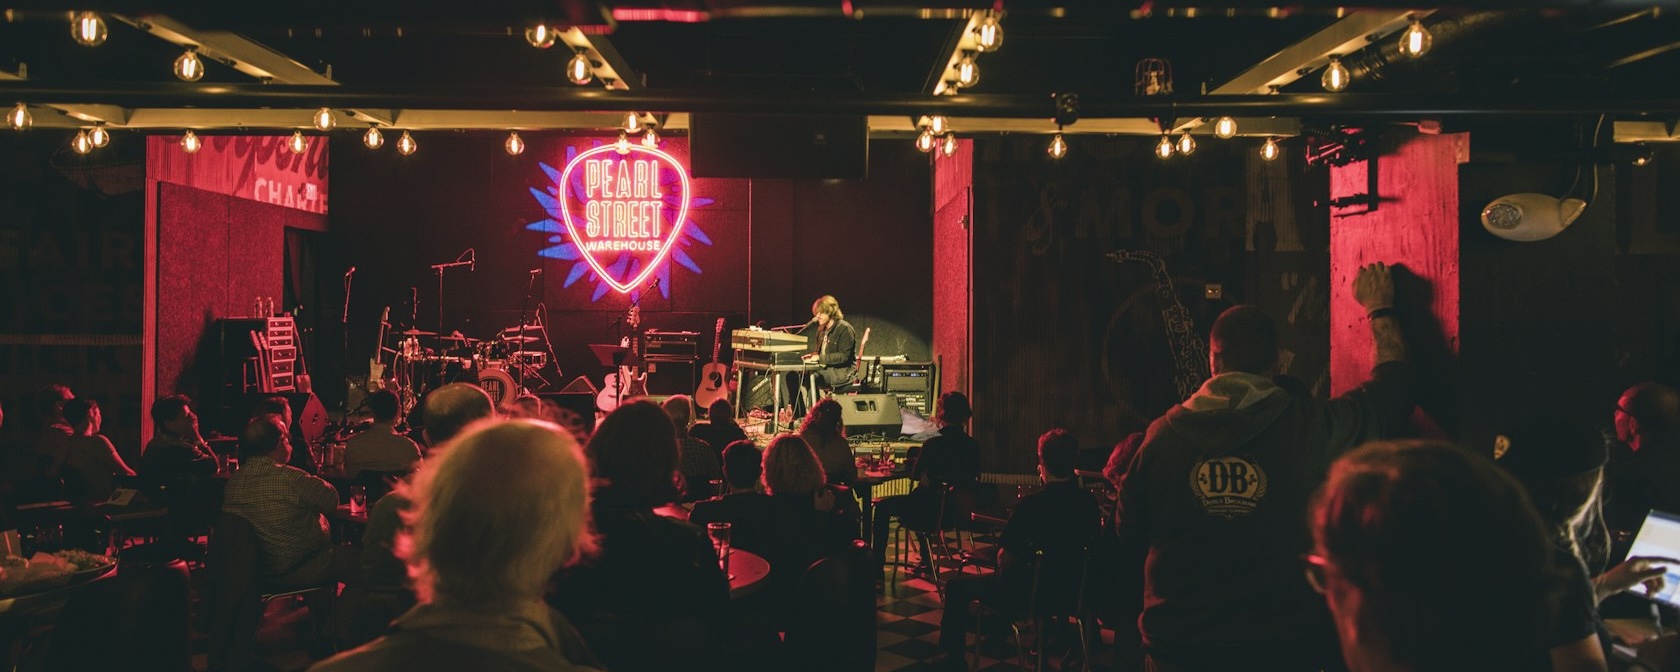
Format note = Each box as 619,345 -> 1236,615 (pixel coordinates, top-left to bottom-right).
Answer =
525,140 -> 715,302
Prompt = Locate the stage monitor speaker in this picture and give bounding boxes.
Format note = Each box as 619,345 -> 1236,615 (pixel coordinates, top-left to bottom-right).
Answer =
559,376 -> 599,394
690,113 -> 868,179
237,391 -> 328,449
539,392 -> 599,436
838,393 -> 902,437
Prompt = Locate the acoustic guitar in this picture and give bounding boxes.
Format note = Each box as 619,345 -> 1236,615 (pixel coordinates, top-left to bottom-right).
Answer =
695,317 -> 730,409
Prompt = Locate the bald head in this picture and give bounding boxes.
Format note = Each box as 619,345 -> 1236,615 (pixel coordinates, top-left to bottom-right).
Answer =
1209,305 -> 1279,376
424,383 -> 496,446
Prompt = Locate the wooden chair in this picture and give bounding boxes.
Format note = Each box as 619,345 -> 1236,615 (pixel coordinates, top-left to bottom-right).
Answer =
968,545 -> 1096,672
204,512 -> 328,671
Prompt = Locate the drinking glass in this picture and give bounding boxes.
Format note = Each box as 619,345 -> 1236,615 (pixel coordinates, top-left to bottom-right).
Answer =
708,479 -> 725,499
349,486 -> 368,515
706,522 -> 732,579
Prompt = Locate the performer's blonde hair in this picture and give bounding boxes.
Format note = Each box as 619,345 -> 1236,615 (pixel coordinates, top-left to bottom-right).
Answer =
812,295 -> 844,321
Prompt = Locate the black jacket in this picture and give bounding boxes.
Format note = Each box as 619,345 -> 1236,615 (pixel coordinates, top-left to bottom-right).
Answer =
808,320 -> 858,388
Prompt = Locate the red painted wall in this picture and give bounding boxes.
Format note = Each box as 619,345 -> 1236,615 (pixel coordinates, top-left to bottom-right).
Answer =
933,140 -> 971,397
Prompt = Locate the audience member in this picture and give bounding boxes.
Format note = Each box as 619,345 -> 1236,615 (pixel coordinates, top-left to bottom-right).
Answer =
872,391 -> 981,571
691,399 -> 748,454
343,391 -> 421,478
1606,382 -> 1680,531
140,394 -> 219,489
1115,262 -> 1416,671
1309,440 -> 1554,672
59,398 -> 135,502
547,401 -> 730,671
799,398 -> 857,486
664,394 -> 723,501
760,435 -> 862,576
29,384 -> 75,478
691,441 -> 772,529
258,395 -> 319,474
933,429 -> 1102,670
1499,416 -> 1680,671
312,419 -> 603,672
222,414 -> 355,586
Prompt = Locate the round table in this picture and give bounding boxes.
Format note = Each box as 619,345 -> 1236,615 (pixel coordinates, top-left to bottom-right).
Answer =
726,549 -> 770,599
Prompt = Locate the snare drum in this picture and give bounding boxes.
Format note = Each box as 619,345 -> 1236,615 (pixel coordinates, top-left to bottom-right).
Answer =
477,367 -> 517,407
510,350 -> 547,369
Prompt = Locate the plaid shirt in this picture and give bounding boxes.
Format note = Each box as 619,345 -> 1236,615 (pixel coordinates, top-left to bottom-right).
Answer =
222,455 -> 339,575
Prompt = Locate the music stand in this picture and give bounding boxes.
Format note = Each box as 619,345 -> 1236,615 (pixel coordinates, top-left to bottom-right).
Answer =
588,344 -> 635,409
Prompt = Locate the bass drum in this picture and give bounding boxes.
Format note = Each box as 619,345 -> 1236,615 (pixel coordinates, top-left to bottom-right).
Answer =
477,367 -> 518,408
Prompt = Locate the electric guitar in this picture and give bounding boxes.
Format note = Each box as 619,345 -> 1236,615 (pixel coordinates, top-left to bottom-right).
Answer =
597,305 -> 648,412
695,318 -> 730,409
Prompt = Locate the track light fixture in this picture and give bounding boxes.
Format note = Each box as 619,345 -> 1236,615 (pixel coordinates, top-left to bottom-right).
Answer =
313,108 -> 335,132
71,12 -> 107,47
181,130 -> 201,154
396,131 -> 417,156
1214,116 -> 1238,139
567,51 -> 593,86
505,131 -> 525,155
174,48 -> 205,82
363,126 -> 384,149
525,24 -> 557,49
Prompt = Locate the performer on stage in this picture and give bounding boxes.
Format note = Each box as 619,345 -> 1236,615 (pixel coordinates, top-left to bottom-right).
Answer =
801,295 -> 859,390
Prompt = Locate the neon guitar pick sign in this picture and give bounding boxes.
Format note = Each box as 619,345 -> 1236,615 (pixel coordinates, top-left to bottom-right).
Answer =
557,143 -> 691,293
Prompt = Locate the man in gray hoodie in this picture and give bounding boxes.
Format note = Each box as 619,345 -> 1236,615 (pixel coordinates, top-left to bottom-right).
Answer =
1115,262 -> 1413,672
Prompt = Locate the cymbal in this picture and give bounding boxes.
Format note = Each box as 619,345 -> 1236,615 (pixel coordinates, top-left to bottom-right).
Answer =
437,334 -> 478,342
399,328 -> 437,336
501,325 -> 544,334
503,335 -> 539,343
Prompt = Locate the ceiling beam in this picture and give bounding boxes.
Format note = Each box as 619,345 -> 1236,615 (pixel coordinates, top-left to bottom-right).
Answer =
0,68 -> 131,125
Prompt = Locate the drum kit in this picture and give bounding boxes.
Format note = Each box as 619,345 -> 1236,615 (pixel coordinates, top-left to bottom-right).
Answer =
380,324 -> 554,409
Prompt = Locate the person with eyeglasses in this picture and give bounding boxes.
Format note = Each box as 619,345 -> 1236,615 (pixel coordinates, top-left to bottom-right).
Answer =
1307,440 -> 1555,672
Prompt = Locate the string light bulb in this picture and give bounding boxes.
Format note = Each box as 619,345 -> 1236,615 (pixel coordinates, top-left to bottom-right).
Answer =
625,113 -> 641,133
616,131 -> 631,154
956,54 -> 980,89
1156,135 -> 1174,159
915,128 -> 936,153
72,130 -> 93,154
642,127 -> 660,148
1177,133 -> 1197,156
9,103 -> 31,130
174,48 -> 205,82
71,12 -> 107,47
396,131 -> 417,156
88,125 -> 109,148
940,133 -> 958,157
312,108 -> 335,132
566,52 -> 593,86
525,24 -> 557,49
1261,137 -> 1281,161
1048,133 -> 1067,159
1214,116 -> 1238,139
929,115 -> 949,135
975,13 -> 1004,52
505,131 -> 525,156
181,130 -> 201,154
288,131 -> 308,154
363,126 -> 384,149
1321,57 -> 1349,92
1398,20 -> 1432,59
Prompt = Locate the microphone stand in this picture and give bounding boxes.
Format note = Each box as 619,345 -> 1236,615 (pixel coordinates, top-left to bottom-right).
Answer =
429,256 -> 473,352
341,269 -> 354,416
515,271 -> 538,392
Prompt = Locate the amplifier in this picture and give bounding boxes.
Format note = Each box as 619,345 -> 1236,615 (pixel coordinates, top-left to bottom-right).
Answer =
644,330 -> 699,359
881,361 -> 937,416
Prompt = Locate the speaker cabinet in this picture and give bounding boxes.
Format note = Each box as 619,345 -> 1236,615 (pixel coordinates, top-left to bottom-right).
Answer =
644,360 -> 696,396
690,113 -> 868,179
838,393 -> 902,437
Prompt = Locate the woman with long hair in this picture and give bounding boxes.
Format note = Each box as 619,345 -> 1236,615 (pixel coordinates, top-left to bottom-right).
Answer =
798,398 -> 856,486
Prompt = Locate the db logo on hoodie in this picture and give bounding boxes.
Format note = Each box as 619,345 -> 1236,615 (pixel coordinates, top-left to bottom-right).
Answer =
1190,456 -> 1269,518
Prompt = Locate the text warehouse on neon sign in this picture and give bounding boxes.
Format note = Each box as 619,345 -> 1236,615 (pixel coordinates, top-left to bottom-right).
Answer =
558,143 -> 691,293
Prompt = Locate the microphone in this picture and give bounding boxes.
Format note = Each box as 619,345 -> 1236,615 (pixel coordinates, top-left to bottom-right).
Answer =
344,265 -> 356,278
380,306 -> 390,326
468,249 -> 476,272
530,268 -> 543,275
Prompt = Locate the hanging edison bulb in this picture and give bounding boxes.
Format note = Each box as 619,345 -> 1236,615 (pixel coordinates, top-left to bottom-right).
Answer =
9,103 -> 32,130
625,113 -> 641,133
928,115 -> 949,135
71,130 -> 93,154
174,48 -> 205,82
940,133 -> 958,157
615,131 -> 630,154
956,55 -> 980,89
1321,57 -> 1349,92
363,126 -> 384,149
975,13 -> 1003,53
88,125 -> 110,148
181,130 -> 202,154
642,127 -> 660,148
396,131 -> 417,156
525,24 -> 557,49
505,131 -> 525,156
1047,133 -> 1067,159
1261,137 -> 1281,161
1214,116 -> 1238,139
1177,133 -> 1197,156
71,12 -> 107,47
1155,135 -> 1174,159
1398,20 -> 1432,58
288,131 -> 308,154
566,52 -> 593,86
915,128 -> 936,153
313,108 -> 335,132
